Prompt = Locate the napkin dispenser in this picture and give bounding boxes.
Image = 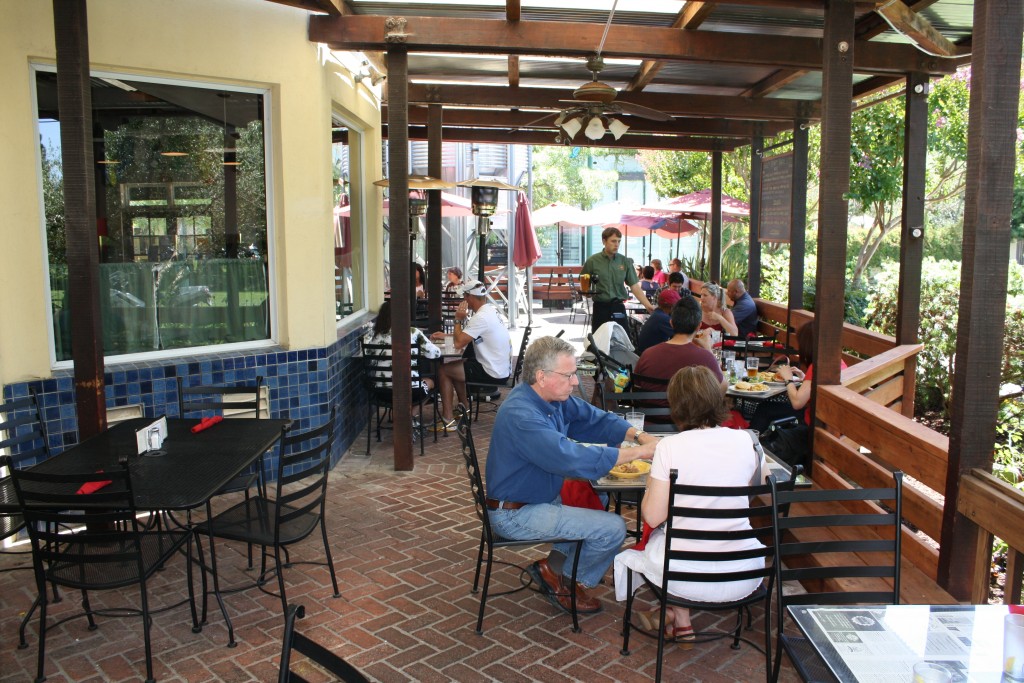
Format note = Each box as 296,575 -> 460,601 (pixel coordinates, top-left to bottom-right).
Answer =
136,416 -> 168,455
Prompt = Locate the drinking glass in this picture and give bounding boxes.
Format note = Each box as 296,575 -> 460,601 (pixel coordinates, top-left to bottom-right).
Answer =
745,356 -> 760,379
912,661 -> 951,683
625,411 -> 645,434
1006,613 -> 1024,681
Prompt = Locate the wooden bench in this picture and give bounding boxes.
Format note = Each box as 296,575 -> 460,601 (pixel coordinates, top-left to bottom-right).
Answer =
532,265 -> 579,308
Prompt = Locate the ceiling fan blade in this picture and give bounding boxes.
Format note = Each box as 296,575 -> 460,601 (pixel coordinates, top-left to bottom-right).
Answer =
617,101 -> 673,122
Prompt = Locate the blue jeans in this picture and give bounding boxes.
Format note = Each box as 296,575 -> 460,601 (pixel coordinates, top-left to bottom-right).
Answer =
488,502 -> 626,588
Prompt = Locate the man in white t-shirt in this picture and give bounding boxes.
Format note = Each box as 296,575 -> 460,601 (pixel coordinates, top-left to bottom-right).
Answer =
430,279 -> 512,430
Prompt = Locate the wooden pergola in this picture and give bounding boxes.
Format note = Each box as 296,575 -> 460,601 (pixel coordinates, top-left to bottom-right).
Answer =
53,0 -> 1021,601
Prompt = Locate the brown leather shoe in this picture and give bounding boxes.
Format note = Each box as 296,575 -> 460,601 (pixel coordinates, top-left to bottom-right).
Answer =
533,559 -> 602,613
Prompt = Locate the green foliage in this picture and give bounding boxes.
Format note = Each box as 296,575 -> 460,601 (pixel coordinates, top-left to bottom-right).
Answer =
864,259 -> 1024,415
635,149 -> 750,202
41,143 -> 66,265
531,147 -> 618,210
676,249 -> 748,285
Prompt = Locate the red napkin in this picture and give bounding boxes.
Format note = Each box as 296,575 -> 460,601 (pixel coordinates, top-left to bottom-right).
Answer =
722,410 -> 750,429
560,480 -> 604,510
635,522 -> 655,550
723,340 -> 735,347
191,415 -> 223,433
1011,605 -> 1024,614
76,470 -> 112,495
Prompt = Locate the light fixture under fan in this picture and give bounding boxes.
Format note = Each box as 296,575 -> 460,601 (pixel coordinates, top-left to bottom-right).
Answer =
555,53 -> 672,143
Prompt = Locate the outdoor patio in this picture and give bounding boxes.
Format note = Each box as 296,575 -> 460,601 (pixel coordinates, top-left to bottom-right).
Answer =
0,308 -> 801,682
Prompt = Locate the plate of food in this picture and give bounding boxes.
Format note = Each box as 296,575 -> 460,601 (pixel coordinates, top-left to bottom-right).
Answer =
731,380 -> 772,395
755,371 -> 778,383
608,460 -> 651,479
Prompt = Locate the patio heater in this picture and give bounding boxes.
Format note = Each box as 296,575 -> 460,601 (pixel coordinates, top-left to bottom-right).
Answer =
457,178 -> 522,282
373,176 -> 455,299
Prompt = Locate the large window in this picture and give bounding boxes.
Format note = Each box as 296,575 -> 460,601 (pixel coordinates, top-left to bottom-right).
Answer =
37,68 -> 271,362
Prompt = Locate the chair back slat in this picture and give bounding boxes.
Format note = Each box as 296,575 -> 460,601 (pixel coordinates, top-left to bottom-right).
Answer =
0,392 -> 50,466
177,377 -> 268,419
768,471 -> 904,682
270,408 -> 336,542
455,409 -> 489,527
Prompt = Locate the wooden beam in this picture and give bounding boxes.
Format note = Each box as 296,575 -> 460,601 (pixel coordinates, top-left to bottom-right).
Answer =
508,55 -> 519,88
875,0 -> 960,57
743,0 -> 944,97
625,1 -> 715,92
407,83 -> 819,121
309,16 -> 956,75
389,125 -> 744,151
54,0 -> 106,438
426,104 -> 443,332
394,107 -> 790,136
266,0 -> 348,15
506,0 -> 520,22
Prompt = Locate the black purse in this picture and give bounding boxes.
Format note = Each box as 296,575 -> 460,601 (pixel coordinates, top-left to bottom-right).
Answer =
759,416 -> 810,469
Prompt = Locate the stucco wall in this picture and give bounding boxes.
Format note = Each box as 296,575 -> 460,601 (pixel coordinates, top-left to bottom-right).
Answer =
0,0 -> 383,388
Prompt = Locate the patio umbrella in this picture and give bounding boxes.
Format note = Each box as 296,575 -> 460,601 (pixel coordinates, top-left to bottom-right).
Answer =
530,202 -> 596,266
641,188 -> 750,221
512,192 -> 541,269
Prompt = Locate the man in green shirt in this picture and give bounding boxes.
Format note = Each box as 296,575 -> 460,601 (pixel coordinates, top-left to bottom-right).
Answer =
580,227 -> 655,332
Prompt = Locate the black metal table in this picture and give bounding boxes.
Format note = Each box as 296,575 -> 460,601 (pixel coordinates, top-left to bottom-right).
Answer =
6,417 -> 290,511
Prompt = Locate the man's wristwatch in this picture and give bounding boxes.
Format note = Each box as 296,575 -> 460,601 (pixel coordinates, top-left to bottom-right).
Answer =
632,430 -> 646,445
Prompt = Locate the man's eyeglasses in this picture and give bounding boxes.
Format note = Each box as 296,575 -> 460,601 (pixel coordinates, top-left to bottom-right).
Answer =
545,369 -> 577,381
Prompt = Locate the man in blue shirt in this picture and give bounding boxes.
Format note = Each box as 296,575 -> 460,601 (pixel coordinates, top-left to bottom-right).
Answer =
486,336 -> 659,614
726,279 -> 759,337
635,288 -> 680,354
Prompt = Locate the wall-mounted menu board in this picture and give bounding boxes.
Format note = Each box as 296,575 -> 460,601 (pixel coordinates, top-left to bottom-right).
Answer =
760,152 -> 793,243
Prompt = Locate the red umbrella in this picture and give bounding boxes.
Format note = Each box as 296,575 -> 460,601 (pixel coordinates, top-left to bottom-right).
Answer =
513,192 -> 541,268
642,188 -> 750,221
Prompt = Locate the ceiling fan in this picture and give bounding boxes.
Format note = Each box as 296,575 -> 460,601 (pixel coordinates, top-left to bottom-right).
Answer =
555,53 -> 672,142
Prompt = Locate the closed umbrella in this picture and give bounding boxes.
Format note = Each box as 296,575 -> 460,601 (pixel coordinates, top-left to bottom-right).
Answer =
513,192 -> 541,268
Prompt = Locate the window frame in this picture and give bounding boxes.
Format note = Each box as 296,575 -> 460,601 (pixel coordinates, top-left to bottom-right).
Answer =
32,63 -> 278,368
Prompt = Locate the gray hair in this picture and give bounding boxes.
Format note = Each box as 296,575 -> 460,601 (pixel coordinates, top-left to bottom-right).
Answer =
522,336 -> 576,386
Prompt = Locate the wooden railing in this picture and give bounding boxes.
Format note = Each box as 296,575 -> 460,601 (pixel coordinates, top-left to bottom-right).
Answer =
957,469 -> 1024,604
751,298 -> 1020,603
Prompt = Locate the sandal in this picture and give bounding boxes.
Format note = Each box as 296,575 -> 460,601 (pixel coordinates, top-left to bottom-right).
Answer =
668,624 -> 696,647
636,609 -> 662,633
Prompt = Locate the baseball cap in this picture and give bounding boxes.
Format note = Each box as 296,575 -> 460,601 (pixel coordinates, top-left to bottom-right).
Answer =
657,288 -> 682,307
460,279 -> 488,296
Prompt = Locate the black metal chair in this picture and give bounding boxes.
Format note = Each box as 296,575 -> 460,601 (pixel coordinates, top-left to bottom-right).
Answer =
361,339 -> 439,455
620,467 -> 799,683
0,392 -> 58,650
454,408 -> 583,634
279,604 -> 371,683
196,409 -> 339,647
768,471 -> 904,683
568,276 -> 591,329
178,376 -> 269,567
465,324 -> 531,422
9,457 -> 198,683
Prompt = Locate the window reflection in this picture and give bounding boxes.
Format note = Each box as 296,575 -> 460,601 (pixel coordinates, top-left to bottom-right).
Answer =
36,70 -> 271,360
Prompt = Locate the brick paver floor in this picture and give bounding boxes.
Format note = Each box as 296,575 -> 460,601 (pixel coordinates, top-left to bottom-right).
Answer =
0,308 -> 801,682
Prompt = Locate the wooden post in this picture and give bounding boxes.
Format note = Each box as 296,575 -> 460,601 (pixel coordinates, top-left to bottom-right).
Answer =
788,120 -> 809,339
709,147 -> 723,283
810,0 -> 856,473
54,0 -> 105,438
387,47 -> 413,471
813,0 -> 855,389
896,72 -> 929,418
939,0 -> 1022,599
427,104 -> 443,332
748,129 -> 763,297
